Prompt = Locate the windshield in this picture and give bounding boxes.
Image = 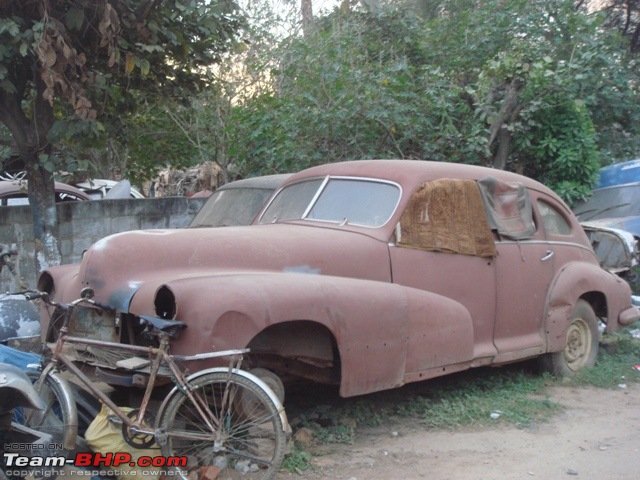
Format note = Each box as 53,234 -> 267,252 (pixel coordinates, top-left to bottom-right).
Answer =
259,177 -> 401,228
189,187 -> 275,227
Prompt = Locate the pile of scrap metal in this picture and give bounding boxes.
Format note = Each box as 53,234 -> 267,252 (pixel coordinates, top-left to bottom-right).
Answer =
573,160 -> 640,304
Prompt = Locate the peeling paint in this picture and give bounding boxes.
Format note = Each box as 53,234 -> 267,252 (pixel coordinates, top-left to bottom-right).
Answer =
36,232 -> 62,271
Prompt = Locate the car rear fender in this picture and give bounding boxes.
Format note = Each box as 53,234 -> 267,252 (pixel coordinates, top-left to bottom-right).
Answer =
544,262 -> 635,351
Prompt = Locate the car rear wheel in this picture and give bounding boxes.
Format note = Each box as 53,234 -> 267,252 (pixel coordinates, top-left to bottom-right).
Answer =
541,299 -> 599,376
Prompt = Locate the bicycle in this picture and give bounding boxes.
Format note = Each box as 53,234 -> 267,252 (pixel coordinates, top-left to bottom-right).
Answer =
21,290 -> 290,480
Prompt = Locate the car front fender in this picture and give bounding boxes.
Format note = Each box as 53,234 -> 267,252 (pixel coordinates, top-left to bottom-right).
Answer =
128,271 -> 473,397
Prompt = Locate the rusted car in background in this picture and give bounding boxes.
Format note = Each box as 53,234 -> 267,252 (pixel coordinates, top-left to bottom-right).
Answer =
0,179 -> 91,206
189,174 -> 291,228
38,160 -> 640,399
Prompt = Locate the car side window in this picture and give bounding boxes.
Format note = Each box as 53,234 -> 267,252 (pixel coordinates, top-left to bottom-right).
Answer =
537,200 -> 572,236
397,179 -> 497,257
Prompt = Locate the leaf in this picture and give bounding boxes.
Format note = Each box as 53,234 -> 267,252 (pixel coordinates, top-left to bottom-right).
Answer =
140,59 -> 150,76
65,8 -> 85,31
19,43 -> 28,57
0,79 -> 16,94
125,54 -> 136,74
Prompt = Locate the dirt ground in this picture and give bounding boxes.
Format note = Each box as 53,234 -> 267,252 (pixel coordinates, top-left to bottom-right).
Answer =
280,383 -> 640,480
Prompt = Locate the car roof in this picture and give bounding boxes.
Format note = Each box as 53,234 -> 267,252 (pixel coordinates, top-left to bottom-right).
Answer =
217,174 -> 292,191
285,159 -> 562,201
0,180 -> 92,200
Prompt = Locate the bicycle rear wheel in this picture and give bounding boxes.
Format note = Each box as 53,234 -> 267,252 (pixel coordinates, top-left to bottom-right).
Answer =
159,371 -> 286,480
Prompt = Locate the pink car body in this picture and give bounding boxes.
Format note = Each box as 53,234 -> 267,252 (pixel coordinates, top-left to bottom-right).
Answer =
39,160 -> 640,397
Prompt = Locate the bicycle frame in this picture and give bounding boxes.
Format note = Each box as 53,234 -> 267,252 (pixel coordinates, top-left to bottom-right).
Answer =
38,313 -> 248,446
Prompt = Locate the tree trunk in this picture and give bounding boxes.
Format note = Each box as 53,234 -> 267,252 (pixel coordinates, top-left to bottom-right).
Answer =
301,0 -> 313,37
24,161 -> 62,272
493,125 -> 512,170
486,77 -> 524,169
0,77 -> 61,274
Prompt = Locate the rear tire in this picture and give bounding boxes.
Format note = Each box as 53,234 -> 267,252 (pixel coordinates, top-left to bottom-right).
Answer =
541,299 -> 599,376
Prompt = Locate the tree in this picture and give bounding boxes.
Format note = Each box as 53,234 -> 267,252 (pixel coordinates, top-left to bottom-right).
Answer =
229,0 -> 640,204
0,0 -> 243,270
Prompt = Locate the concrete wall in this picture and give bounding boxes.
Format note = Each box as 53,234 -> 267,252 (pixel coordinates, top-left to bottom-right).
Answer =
0,197 -> 207,292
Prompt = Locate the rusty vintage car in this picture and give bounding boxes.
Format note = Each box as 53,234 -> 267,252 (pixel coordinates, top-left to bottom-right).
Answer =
38,160 -> 640,398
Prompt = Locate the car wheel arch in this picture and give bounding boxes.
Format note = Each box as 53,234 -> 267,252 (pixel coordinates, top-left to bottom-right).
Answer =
245,319 -> 342,386
543,263 -> 612,353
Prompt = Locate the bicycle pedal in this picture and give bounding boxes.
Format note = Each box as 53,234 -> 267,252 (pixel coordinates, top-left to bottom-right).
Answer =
107,415 -> 123,426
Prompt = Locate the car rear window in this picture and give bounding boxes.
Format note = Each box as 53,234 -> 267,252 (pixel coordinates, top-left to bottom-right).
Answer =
537,200 -> 572,236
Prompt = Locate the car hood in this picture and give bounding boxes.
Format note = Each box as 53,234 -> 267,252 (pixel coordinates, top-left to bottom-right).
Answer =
49,224 -> 391,311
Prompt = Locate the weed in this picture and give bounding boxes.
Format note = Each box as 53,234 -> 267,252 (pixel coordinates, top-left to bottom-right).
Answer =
395,369 -> 560,429
312,424 -> 355,445
282,446 -> 312,473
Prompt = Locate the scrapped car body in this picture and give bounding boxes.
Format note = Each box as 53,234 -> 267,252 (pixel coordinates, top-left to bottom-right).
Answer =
573,160 -> 640,239
39,160 -> 640,398
581,222 -> 638,275
74,178 -> 145,199
0,180 -> 91,205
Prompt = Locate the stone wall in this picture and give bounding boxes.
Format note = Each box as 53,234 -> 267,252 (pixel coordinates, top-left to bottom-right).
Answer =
0,197 -> 207,292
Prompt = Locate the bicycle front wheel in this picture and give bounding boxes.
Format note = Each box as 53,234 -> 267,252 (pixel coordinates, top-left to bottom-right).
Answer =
24,370 -> 77,451
159,371 -> 286,480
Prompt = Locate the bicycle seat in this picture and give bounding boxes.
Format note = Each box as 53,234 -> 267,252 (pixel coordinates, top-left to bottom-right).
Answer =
140,316 -> 187,338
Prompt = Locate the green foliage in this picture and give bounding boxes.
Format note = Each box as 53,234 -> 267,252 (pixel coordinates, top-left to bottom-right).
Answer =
282,445 -> 312,473
228,0 -> 640,203
229,10 -> 478,177
515,97 -> 600,206
0,1 -> 244,180
122,101 -> 201,185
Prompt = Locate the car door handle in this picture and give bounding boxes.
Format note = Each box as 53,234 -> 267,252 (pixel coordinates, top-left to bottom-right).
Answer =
541,250 -> 554,261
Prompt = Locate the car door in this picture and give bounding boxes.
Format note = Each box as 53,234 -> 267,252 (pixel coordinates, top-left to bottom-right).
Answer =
389,178 -> 498,374
489,187 -> 556,361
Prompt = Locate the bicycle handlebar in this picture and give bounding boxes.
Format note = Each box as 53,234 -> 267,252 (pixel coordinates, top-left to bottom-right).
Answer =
21,290 -> 115,312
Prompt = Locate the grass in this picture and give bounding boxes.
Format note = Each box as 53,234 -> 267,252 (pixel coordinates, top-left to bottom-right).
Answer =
284,322 -> 640,469
403,369 -> 561,429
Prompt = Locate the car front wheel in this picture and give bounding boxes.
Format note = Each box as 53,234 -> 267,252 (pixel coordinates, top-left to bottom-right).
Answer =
541,299 -> 599,376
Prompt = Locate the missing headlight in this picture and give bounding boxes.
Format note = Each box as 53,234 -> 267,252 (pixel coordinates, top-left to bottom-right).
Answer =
154,285 -> 176,319
37,271 -> 54,294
